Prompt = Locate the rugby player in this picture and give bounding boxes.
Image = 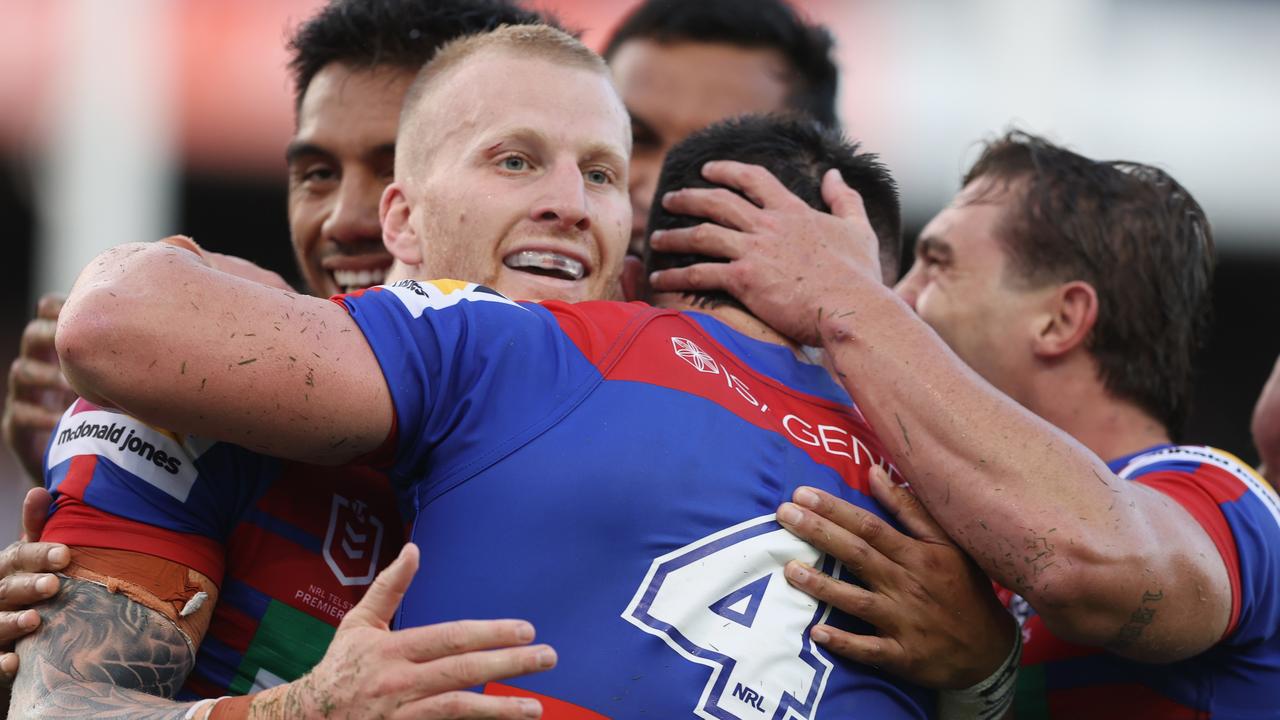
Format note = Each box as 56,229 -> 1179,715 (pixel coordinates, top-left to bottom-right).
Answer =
1,0 -> 860,685
43,23 -> 1024,716
649,131 -> 1280,717
6,3 -> 571,719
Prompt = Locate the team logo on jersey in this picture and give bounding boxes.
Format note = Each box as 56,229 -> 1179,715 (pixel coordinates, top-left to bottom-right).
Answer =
672,336 -> 719,374
384,279 -> 523,319
322,494 -> 385,587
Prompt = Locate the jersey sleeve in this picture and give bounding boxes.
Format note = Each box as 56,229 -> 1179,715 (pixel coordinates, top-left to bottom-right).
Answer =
42,398 -> 275,583
1122,446 -> 1280,643
334,280 -> 589,498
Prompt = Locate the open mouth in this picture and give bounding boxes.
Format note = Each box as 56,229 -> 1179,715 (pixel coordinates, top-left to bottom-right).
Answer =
331,266 -> 389,293
503,250 -> 587,282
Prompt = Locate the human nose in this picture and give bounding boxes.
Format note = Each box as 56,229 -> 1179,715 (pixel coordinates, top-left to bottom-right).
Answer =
894,262 -> 924,311
322,173 -> 383,246
531,163 -> 590,232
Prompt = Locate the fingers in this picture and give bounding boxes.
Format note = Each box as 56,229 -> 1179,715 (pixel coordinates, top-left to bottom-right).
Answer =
0,541 -> 70,579
821,168 -> 869,222
649,223 -> 744,261
395,618 -> 537,663
35,293 -> 67,321
0,571 -> 62,613
8,357 -> 70,402
783,560 -> 894,631
413,642 -> 557,696
343,543 -> 420,629
21,489 -> 55,542
1,650 -> 19,684
660,186 -> 761,232
700,161 -> 803,210
17,318 -> 60,366
0,608 -> 43,646
785,485 -> 913,562
399,691 -> 542,720
807,623 -> 903,672
647,262 -> 736,296
867,466 -> 950,544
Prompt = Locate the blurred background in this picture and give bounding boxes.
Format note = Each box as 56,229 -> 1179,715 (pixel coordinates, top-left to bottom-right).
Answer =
2,0 -> 1278,539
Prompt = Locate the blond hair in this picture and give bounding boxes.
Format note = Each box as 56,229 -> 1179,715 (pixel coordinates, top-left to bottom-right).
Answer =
398,24 -> 608,151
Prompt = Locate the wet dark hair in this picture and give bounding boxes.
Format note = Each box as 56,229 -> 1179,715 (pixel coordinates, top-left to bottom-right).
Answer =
646,113 -> 901,312
965,130 -> 1215,437
287,0 -> 549,112
603,0 -> 839,128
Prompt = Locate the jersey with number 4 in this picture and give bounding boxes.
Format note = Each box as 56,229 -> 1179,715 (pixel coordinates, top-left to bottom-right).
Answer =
1001,444 -> 1280,719
336,279 -> 934,720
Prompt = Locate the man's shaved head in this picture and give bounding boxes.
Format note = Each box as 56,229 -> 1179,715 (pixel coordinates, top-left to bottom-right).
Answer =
396,24 -> 619,183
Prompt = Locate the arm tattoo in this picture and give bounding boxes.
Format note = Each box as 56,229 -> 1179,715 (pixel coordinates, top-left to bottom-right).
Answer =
1108,588 -> 1165,650
7,577 -> 208,719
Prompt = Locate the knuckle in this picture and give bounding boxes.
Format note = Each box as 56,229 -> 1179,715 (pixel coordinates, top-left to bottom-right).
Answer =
436,621 -> 469,655
856,514 -> 883,541
432,693 -> 469,717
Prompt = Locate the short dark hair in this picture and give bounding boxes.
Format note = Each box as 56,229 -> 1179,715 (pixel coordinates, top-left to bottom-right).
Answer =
646,114 -> 901,312
286,0 -> 549,112
965,130 -> 1215,437
602,0 -> 839,128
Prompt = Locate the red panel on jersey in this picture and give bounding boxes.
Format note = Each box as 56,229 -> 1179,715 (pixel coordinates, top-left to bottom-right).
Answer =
484,683 -> 609,720
1135,466 -> 1244,635
42,500 -> 224,583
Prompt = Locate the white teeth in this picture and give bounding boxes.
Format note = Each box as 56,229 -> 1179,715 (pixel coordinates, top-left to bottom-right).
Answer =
503,250 -> 585,281
333,267 -> 387,292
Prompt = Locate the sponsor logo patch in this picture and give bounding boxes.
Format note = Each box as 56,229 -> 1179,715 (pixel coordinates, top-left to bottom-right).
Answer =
48,407 -> 200,501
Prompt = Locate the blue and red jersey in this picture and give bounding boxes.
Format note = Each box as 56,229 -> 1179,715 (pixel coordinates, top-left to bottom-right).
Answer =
336,279 -> 932,719
1000,444 -> 1280,719
42,399 -> 404,700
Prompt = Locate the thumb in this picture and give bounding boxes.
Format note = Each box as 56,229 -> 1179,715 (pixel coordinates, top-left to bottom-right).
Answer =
868,466 -> 950,544
821,168 -> 868,222
21,487 -> 53,542
340,543 -> 419,630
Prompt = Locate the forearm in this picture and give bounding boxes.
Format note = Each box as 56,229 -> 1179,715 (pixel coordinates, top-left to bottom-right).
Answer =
816,283 -> 1194,645
8,576 -> 198,718
57,241 -> 388,464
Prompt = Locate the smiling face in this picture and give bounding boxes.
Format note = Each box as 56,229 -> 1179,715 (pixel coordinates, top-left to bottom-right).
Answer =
382,50 -> 632,303
287,63 -> 412,296
609,39 -> 792,255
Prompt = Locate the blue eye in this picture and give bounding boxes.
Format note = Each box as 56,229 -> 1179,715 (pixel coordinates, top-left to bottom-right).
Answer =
585,169 -> 610,185
502,156 -> 526,171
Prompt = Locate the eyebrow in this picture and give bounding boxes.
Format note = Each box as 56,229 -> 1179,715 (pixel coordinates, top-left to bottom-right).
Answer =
284,141 -> 396,165
285,141 -> 333,166
916,235 -> 954,262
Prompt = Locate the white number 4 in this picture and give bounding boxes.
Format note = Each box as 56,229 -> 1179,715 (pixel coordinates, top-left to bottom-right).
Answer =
622,514 -> 837,719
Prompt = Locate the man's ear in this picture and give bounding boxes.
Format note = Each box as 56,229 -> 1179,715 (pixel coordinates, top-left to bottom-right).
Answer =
380,183 -> 422,265
1032,280 -> 1098,358
620,255 -> 647,301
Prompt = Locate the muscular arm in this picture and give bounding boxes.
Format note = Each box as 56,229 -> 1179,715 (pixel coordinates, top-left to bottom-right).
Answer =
56,241 -> 390,465
649,162 -> 1232,662
811,286 -> 1227,661
8,577 -> 204,719
9,547 -> 555,720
